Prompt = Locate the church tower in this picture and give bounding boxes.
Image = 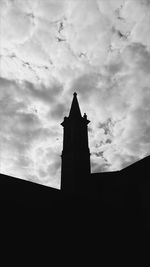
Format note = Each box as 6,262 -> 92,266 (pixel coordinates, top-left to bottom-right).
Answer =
61,92 -> 91,195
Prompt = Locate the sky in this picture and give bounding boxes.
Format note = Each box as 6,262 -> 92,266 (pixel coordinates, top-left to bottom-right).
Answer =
0,0 -> 150,189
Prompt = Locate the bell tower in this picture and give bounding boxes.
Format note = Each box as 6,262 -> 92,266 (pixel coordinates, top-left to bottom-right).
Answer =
61,92 -> 91,195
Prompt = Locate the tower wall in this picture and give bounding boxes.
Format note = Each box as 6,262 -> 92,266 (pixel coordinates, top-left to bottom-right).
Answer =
61,94 -> 91,195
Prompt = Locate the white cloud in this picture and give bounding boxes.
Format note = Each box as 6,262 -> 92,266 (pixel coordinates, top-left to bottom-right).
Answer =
0,0 -> 150,187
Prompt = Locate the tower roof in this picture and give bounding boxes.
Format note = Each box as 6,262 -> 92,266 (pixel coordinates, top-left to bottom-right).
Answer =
69,92 -> 82,118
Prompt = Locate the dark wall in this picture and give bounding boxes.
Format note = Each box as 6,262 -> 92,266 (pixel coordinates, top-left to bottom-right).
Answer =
0,156 -> 150,229
92,157 -> 150,228
0,173 -> 61,209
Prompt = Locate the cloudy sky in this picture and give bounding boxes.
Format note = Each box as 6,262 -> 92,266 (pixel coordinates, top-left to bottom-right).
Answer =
0,0 -> 150,188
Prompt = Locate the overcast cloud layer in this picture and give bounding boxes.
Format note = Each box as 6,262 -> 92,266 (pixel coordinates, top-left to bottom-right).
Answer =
0,0 -> 150,188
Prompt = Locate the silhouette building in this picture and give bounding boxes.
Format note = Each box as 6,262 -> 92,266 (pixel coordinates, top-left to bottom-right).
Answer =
61,92 -> 91,195
60,92 -> 121,197
0,92 -> 150,228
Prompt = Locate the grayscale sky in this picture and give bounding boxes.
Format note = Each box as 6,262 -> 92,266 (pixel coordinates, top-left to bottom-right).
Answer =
0,0 -> 150,188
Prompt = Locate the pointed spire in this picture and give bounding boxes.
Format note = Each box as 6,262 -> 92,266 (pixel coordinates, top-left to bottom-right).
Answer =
69,92 -> 82,118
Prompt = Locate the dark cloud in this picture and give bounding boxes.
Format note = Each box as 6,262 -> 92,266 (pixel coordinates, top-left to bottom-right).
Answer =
14,154 -> 33,169
98,118 -> 114,136
49,102 -> 68,120
71,72 -> 100,100
142,0 -> 150,5
106,139 -> 112,144
38,169 -> 47,178
47,159 -> 61,177
107,60 -> 124,75
0,77 -> 17,87
124,43 -> 150,74
24,80 -> 63,104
